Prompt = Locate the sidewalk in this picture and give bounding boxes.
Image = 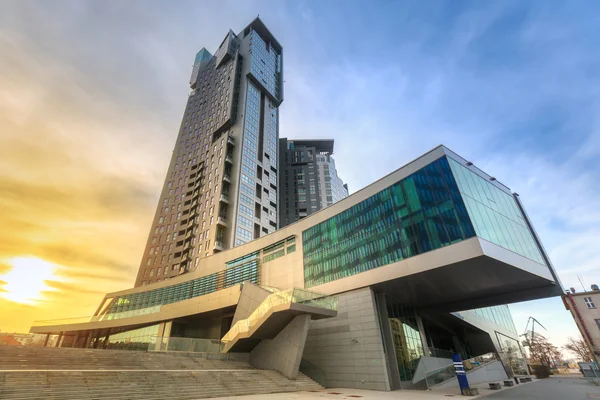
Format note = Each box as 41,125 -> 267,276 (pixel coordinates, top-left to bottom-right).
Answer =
209,380 -> 528,399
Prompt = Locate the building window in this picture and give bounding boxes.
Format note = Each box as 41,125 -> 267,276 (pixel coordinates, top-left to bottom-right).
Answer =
302,157 -> 476,288
585,297 -> 596,309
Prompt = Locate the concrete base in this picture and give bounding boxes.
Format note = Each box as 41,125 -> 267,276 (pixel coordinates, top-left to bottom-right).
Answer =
503,380 -> 514,387
462,388 -> 479,396
250,314 -> 311,379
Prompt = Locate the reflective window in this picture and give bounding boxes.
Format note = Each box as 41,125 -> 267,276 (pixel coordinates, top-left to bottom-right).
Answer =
496,332 -> 528,375
387,299 -> 423,381
106,324 -> 160,351
467,305 -> 518,335
447,158 -> 545,265
302,157 -> 475,287
107,261 -> 258,315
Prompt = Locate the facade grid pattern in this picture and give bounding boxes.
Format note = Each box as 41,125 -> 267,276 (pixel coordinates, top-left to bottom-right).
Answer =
302,156 -> 475,287
448,158 -> 545,265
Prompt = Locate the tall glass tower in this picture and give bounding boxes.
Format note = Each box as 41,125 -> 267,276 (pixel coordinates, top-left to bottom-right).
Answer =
134,18 -> 283,286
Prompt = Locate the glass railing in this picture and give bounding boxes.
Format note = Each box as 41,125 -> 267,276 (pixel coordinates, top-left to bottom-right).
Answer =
102,334 -> 222,353
424,352 -> 499,388
428,347 -> 455,359
463,352 -> 497,370
32,306 -> 162,327
151,336 -> 222,353
222,287 -> 337,344
425,363 -> 457,388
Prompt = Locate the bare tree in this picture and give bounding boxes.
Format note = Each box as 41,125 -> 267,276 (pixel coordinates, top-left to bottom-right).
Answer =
563,337 -> 593,362
521,331 -> 563,368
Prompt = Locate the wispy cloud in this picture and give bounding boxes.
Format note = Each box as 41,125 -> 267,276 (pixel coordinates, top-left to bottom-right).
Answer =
0,1 -> 598,346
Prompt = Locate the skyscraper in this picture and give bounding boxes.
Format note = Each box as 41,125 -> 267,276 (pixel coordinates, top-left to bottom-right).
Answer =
278,139 -> 348,228
134,18 -> 283,287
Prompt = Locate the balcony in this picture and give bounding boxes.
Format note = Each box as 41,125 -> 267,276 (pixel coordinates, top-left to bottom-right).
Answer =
223,173 -> 231,183
217,216 -> 227,226
227,135 -> 235,146
220,193 -> 230,204
225,155 -> 233,164
214,240 -> 225,251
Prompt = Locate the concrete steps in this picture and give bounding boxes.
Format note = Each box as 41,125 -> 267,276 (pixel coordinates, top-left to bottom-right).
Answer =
0,346 -> 323,399
0,345 -> 250,370
0,370 -> 322,400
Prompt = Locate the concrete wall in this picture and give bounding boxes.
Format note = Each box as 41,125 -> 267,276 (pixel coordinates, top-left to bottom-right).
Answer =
232,282 -> 272,326
302,287 -> 390,391
250,314 -> 311,379
565,292 -> 600,362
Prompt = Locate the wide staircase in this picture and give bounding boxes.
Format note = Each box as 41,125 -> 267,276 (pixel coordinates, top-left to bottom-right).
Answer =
0,346 -> 323,400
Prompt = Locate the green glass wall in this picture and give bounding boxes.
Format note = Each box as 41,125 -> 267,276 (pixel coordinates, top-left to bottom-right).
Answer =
106,324 -> 160,351
447,158 -> 545,265
302,157 -> 476,287
387,300 -> 424,381
107,261 -> 259,314
467,305 -> 518,334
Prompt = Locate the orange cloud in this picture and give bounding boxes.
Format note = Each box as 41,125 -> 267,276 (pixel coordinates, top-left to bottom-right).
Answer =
0,15 -> 180,332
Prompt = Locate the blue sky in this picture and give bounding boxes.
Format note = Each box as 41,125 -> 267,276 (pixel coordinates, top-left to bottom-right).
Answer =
1,0 -> 599,352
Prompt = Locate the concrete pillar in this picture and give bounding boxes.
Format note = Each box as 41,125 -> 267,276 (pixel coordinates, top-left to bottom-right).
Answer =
415,313 -> 430,356
102,331 -> 110,349
452,336 -> 465,357
43,334 -> 50,347
154,321 -> 172,351
375,292 -> 401,390
83,330 -> 94,348
73,332 -> 80,348
249,314 -> 311,379
164,321 -> 172,337
55,332 -> 63,348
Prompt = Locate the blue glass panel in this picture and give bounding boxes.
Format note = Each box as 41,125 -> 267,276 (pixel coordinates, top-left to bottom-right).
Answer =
302,157 -> 476,287
447,158 -> 545,265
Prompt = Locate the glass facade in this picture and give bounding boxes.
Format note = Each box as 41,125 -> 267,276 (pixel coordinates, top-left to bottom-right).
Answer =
387,300 -> 424,381
467,305 -> 518,335
302,157 -> 475,287
107,261 -> 259,315
106,324 -> 160,351
236,81 -> 261,246
496,332 -> 528,375
447,158 -> 545,265
249,30 -> 282,99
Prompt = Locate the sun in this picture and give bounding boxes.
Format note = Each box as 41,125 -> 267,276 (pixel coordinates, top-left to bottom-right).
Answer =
0,257 -> 61,305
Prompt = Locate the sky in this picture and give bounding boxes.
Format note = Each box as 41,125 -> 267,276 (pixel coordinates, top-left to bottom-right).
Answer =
1,0 -> 599,353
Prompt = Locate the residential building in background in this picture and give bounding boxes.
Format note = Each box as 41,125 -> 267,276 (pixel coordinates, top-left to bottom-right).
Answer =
563,286 -> 600,364
32,145 -> 563,391
278,139 -> 348,228
134,18 -> 283,287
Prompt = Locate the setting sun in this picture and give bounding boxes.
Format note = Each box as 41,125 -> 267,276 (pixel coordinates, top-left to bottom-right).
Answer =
0,257 -> 61,305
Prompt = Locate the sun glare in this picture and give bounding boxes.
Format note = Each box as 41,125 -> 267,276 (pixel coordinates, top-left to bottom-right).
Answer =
0,257 -> 61,304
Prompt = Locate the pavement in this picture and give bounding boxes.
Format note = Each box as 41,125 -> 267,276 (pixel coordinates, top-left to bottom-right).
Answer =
486,375 -> 600,400
209,374 -> 600,399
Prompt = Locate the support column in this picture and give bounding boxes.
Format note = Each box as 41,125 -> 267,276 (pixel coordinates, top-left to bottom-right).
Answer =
43,334 -> 50,347
55,332 -> 63,348
102,330 -> 110,349
375,292 -> 401,390
415,313 -> 430,356
154,321 -> 173,351
83,330 -> 94,348
73,332 -> 80,348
